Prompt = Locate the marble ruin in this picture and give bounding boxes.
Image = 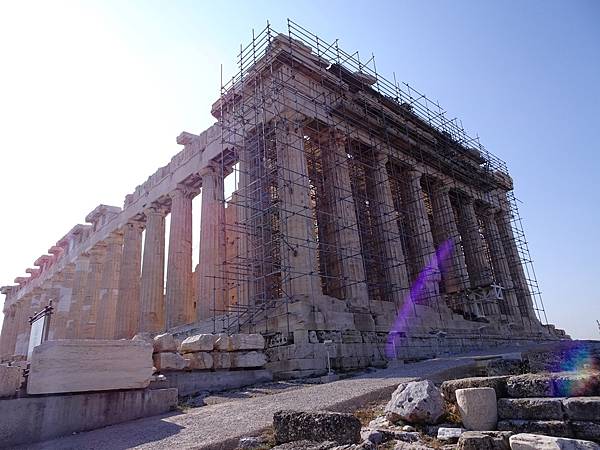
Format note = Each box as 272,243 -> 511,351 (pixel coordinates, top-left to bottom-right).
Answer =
0,23 -> 567,377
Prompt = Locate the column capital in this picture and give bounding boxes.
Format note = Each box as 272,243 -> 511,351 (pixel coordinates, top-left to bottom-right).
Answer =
144,204 -> 168,218
199,163 -> 221,178
405,167 -> 423,180
169,184 -> 199,200
431,179 -> 451,195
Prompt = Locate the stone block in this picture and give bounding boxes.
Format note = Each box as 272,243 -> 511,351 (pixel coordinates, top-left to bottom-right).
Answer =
213,352 -> 231,369
153,352 -> 188,371
232,351 -> 267,368
554,372 -> 600,397
438,427 -> 465,443
509,433 -> 600,449
497,398 -> 564,420
153,333 -> 177,353
442,376 -> 509,403
507,374 -> 555,398
457,431 -> 512,450
485,358 -> 528,376
27,340 -> 153,395
273,410 -> 361,444
572,422 -> 600,443
230,334 -> 265,351
132,332 -> 154,346
183,352 -> 213,370
385,380 -> 444,424
180,334 -> 215,353
563,397 -> 600,422
0,364 -> 21,398
497,420 -> 573,438
456,387 -> 498,431
214,333 -> 231,351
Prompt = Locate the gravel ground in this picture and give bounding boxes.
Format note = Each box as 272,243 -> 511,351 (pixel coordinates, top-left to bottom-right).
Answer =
18,350 -> 518,450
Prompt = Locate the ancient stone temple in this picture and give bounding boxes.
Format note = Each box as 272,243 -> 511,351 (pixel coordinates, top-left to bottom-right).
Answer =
0,22 -> 567,377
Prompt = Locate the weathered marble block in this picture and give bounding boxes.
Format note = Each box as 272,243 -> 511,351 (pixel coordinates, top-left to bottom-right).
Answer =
153,352 -> 188,371
230,334 -> 265,351
153,333 -> 177,353
0,364 -> 22,398
214,334 -> 231,351
232,351 -> 267,368
27,340 -> 153,395
184,352 -> 213,370
213,352 -> 232,370
180,334 -> 215,353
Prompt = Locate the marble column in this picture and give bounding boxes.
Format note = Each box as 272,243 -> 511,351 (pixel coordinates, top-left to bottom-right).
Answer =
276,121 -> 322,298
95,232 -> 123,339
14,296 -> 32,357
496,201 -> 537,320
369,154 -> 410,307
140,205 -> 167,333
404,169 -> 441,303
166,185 -> 196,328
482,207 -> 520,317
456,197 -> 494,288
47,267 -> 74,340
66,253 -> 90,339
323,131 -> 369,305
429,183 -> 470,294
0,304 -> 16,360
115,220 -> 144,339
78,245 -> 106,339
197,166 -> 226,321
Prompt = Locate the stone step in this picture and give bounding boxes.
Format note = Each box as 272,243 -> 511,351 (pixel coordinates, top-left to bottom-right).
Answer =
498,397 -> 565,420
506,372 -> 600,398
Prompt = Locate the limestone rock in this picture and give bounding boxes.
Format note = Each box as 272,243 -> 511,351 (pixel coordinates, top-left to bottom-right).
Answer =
456,387 -> 498,431
572,422 -> 600,443
270,441 -> 338,450
457,431 -> 512,450
385,380 -> 444,424
563,397 -> 600,421
0,364 -> 21,398
238,436 -> 268,449
213,352 -> 232,369
497,398 -> 564,420
232,351 -> 267,368
438,427 -> 465,443
230,333 -> 266,351
132,332 -> 154,346
497,420 -> 573,438
180,334 -> 215,353
393,442 -> 436,450
361,428 -> 385,444
184,352 -> 213,370
214,333 -> 231,351
442,376 -> 509,403
153,352 -> 188,371
273,410 -> 361,444
507,374 -> 555,398
27,340 -> 153,394
509,433 -> 600,450
553,372 -> 600,397
153,333 -> 177,353
368,416 -> 391,429
485,359 -> 528,376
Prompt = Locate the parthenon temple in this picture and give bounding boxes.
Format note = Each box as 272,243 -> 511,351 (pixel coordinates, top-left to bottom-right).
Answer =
0,22 -> 566,376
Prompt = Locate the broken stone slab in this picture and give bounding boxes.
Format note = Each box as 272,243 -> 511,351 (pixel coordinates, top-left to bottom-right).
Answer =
497,420 -> 573,438
183,352 -> 213,370
497,397 -> 565,420
442,376 -> 509,403
232,351 -> 267,368
0,364 -> 22,398
213,352 -> 232,370
273,410 -> 361,444
153,352 -> 189,371
437,427 -> 466,443
385,380 -> 445,425
507,374 -> 556,398
456,387 -> 498,431
179,334 -> 215,353
153,333 -> 177,353
230,334 -> 265,351
27,340 -> 153,395
457,431 -> 512,450
572,421 -> 600,443
563,397 -> 600,421
509,433 -> 600,450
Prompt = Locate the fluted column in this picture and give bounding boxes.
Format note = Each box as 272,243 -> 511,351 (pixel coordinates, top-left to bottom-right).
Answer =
48,267 -> 74,340
369,154 -> 410,307
429,183 -> 470,294
66,253 -> 89,339
166,185 -> 196,328
496,201 -> 536,320
78,245 -> 106,339
324,131 -> 368,305
95,232 -> 123,339
482,207 -> 520,317
405,169 -> 440,303
197,166 -> 226,321
115,220 -> 144,338
277,121 -> 322,298
140,205 -> 167,333
14,296 -> 32,357
0,304 -> 17,360
456,197 -> 494,288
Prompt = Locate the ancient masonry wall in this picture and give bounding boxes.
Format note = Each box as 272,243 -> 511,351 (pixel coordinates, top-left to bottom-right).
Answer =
0,21 -> 567,376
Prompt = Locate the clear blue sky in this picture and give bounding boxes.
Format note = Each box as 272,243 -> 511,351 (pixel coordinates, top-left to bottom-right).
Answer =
0,1 -> 598,339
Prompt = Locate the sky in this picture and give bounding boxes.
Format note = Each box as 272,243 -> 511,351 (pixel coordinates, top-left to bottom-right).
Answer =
0,0 -> 598,339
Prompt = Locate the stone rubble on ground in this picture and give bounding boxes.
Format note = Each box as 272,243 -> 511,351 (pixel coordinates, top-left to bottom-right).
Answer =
385,380 -> 445,424
509,432 -> 600,450
437,426 -> 466,443
273,410 -> 362,445
456,430 -> 512,450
